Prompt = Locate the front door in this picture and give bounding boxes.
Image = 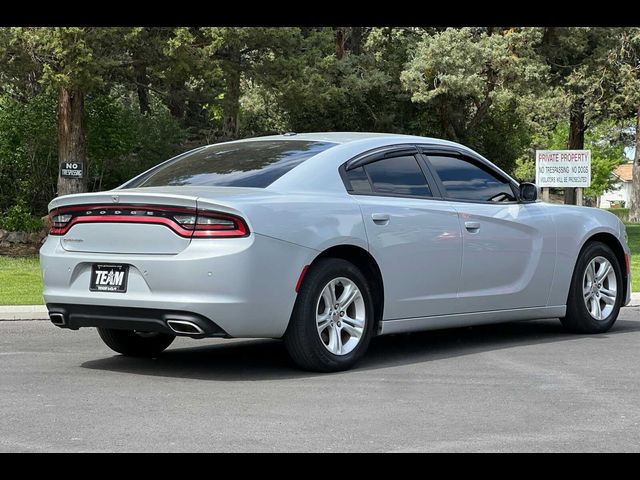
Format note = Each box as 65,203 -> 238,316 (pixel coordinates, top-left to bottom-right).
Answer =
424,153 -> 556,313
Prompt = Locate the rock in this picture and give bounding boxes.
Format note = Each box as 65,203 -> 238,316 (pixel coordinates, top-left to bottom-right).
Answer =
6,231 -> 28,243
0,229 -> 6,241
27,231 -> 46,244
41,215 -> 52,231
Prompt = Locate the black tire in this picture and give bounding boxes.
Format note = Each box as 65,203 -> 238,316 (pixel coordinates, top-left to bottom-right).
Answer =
97,328 -> 175,357
284,258 -> 376,372
561,241 -> 623,334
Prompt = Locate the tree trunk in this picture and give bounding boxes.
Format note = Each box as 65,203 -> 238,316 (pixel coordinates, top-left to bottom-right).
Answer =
349,27 -> 363,55
167,80 -> 185,120
629,106 -> 640,223
222,46 -> 241,140
134,58 -> 151,115
57,85 -> 87,196
565,98 -> 585,205
335,27 -> 345,59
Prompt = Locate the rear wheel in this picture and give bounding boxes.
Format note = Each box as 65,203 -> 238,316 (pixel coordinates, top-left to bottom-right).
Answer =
561,241 -> 623,334
97,328 -> 175,357
284,258 -> 376,372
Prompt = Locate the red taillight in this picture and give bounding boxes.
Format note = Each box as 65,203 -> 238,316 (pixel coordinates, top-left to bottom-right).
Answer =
191,211 -> 248,238
48,205 -> 249,239
50,213 -> 73,235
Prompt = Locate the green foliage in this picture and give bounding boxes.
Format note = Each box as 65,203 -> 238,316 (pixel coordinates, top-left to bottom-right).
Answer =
5,27 -> 131,91
0,202 -> 43,232
0,86 -> 187,214
85,91 -> 187,190
0,27 -> 639,217
0,90 -> 57,213
400,27 -> 558,173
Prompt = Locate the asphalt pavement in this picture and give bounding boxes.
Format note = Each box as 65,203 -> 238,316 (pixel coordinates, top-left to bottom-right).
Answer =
1,307 -> 639,452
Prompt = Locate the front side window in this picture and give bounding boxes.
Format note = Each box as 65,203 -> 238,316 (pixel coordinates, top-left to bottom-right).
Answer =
125,140 -> 337,189
361,155 -> 432,197
428,155 -> 516,202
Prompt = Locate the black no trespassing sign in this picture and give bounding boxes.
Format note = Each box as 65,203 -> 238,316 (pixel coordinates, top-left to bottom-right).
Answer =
60,162 -> 83,178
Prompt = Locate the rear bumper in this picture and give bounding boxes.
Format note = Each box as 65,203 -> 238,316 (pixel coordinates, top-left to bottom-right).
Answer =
40,232 -> 317,338
47,303 -> 228,338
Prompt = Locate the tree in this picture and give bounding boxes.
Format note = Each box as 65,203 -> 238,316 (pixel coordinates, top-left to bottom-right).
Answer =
632,110 -> 640,222
540,27 -> 622,204
199,27 -> 303,140
0,26 -> 637,219
400,27 -> 554,172
2,28 -> 131,196
611,29 -> 640,222
260,27 -> 429,135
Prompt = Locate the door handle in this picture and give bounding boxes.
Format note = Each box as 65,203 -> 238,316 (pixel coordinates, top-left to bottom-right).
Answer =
464,221 -> 480,233
371,213 -> 390,225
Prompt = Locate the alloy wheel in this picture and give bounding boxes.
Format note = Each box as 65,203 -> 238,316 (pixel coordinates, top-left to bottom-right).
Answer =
583,256 -> 617,321
316,277 -> 366,355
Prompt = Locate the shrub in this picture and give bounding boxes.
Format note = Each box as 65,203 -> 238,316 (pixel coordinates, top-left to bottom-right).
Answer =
0,203 -> 44,232
606,208 -> 629,223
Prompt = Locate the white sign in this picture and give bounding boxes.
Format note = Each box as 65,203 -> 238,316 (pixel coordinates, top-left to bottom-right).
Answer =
535,150 -> 591,188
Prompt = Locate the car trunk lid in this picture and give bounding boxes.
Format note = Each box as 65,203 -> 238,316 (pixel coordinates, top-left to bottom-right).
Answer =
49,191 -> 200,255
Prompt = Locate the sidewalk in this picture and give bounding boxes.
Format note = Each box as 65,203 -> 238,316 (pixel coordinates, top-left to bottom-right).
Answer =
0,305 -> 49,320
1,293 -> 638,321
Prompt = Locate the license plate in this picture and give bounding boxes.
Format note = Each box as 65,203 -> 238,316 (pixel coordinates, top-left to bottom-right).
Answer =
90,264 -> 129,293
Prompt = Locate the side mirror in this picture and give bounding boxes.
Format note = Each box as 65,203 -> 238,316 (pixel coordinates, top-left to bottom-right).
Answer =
519,182 -> 538,202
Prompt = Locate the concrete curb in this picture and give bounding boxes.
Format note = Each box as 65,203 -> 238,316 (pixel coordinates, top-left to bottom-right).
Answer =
0,305 -> 49,321
629,292 -> 640,307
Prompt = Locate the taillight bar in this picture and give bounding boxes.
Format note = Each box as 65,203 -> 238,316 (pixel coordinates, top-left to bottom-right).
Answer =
48,204 -> 249,238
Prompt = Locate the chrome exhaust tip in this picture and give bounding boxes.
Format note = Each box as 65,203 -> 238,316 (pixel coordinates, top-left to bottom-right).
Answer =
50,313 -> 66,326
166,319 -> 205,336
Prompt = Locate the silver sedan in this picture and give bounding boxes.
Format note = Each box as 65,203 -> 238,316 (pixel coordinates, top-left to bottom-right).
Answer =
40,133 -> 632,371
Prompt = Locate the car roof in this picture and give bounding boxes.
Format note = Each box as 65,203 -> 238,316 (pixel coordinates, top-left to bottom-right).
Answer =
226,132 -> 460,147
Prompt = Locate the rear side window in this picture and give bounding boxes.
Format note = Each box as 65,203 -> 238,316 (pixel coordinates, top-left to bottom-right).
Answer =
125,140 -> 336,189
363,155 -> 432,197
428,155 -> 516,202
345,167 -> 373,193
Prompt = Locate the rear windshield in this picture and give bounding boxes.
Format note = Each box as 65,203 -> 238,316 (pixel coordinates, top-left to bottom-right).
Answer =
125,140 -> 337,189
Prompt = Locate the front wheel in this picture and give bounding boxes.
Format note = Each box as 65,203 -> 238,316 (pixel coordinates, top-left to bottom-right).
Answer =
98,328 -> 175,357
284,258 -> 376,372
561,241 -> 623,334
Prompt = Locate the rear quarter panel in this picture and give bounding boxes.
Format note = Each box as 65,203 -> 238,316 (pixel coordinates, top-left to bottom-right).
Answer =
227,193 -> 368,253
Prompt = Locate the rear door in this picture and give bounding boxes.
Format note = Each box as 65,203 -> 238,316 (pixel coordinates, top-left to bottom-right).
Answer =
344,147 -> 463,320
422,151 -> 556,313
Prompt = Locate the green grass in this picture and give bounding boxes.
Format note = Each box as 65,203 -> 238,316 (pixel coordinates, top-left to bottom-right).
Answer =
0,224 -> 639,306
624,223 -> 640,292
0,256 -> 43,305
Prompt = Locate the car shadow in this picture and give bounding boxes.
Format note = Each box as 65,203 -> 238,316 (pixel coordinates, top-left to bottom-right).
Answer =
80,317 -> 640,382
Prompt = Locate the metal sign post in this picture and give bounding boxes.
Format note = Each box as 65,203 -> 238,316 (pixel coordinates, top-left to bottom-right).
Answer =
542,187 -> 550,202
